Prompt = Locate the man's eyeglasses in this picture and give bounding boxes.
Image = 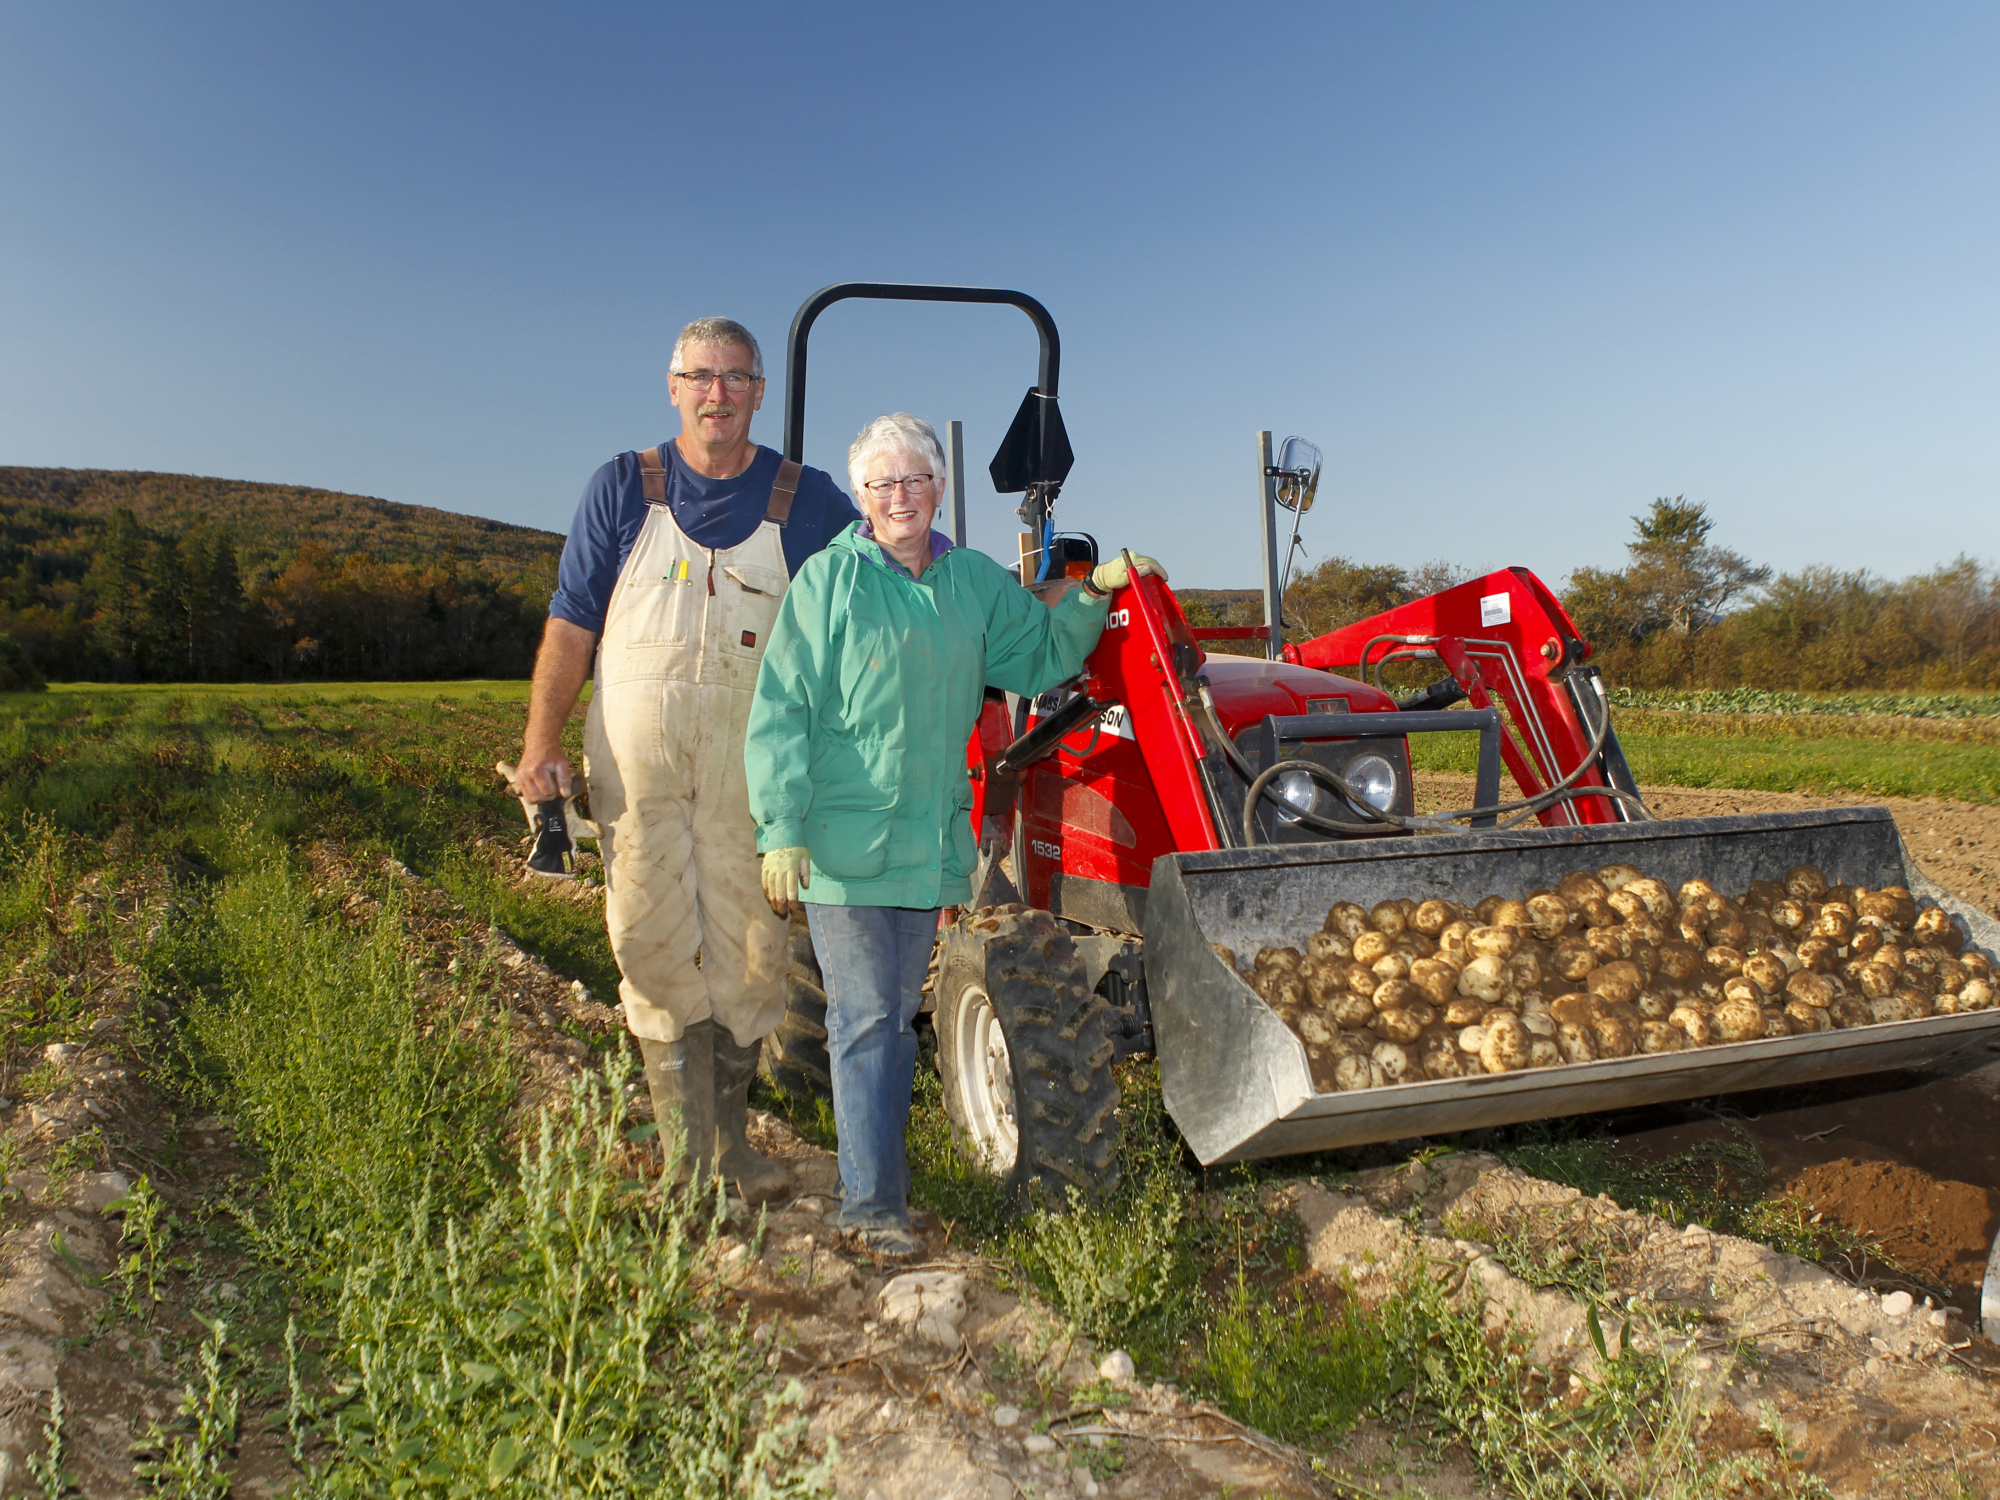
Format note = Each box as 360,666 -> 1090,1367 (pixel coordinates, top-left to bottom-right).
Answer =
862,474 -> 937,498
674,370 -> 758,392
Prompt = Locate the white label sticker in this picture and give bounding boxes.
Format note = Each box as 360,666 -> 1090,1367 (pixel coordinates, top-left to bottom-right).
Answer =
1479,592 -> 1511,627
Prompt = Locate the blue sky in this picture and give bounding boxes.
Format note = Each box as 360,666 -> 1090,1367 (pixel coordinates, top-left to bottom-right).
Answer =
3,2 -> 1995,590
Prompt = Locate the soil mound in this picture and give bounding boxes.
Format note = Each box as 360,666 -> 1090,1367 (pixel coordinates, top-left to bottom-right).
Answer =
1782,1158 -> 1994,1298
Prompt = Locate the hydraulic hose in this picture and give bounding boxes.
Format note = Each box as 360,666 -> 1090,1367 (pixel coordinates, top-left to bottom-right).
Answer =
1200,676 -> 1650,847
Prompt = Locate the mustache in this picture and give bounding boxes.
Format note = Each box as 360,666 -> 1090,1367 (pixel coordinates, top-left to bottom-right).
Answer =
698,403 -> 735,419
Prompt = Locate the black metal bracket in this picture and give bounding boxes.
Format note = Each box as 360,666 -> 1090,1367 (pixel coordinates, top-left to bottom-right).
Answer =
783,282 -> 1061,463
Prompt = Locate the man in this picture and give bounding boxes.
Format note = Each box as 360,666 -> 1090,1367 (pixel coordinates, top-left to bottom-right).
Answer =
513,316 -> 859,1202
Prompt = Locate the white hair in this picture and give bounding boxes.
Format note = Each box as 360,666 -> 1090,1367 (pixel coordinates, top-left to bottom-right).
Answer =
669,317 -> 764,379
848,413 -> 946,494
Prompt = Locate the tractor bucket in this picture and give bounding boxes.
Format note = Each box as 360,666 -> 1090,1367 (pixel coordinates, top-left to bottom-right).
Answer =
1142,808 -> 2000,1166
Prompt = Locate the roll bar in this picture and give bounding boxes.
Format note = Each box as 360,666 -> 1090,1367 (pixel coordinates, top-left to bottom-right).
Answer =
782,282 -> 1061,463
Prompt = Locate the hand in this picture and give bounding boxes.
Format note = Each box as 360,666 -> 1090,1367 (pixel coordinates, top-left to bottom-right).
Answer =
760,846 -> 811,916
508,742 -> 576,803
1089,553 -> 1168,595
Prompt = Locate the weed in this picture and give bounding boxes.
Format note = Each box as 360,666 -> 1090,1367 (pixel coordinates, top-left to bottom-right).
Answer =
1010,1171 -> 1188,1346
132,1319 -> 240,1499
987,1338 -> 1024,1382
316,1064 -> 831,1496
1192,1283 -> 1400,1444
24,1382 -> 72,1499
109,1174 -> 174,1317
43,1128 -> 103,1198
1069,1435 -> 1126,1480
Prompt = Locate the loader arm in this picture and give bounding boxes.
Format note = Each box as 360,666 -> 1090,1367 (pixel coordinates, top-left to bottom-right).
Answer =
1285,567 -> 1642,826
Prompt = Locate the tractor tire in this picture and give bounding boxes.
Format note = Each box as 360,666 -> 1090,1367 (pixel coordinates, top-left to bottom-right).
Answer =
761,910 -> 832,1099
934,906 -> 1122,1205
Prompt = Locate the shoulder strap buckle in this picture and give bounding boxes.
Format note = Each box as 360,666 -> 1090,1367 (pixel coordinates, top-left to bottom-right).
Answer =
638,447 -> 668,506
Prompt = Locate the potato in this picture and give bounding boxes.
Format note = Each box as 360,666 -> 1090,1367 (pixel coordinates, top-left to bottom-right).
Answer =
1768,898 -> 1808,934
1914,907 -> 1965,953
1741,952 -> 1787,995
1411,898 -> 1455,936
1784,971 -> 1837,1009
1745,879 -> 1788,909
1552,936 -> 1599,981
1785,1000 -> 1832,1033
1356,900 -> 1403,938
1331,1030 -> 1374,1059
1578,896 -> 1620,929
1958,977 -> 1995,1011
1625,877 -> 1675,921
1708,915 -> 1749,950
1623,913 -> 1667,947
1489,899 -> 1530,930
1741,911 -> 1779,947
1761,1009 -> 1795,1038
1962,951 -> 1994,981
1795,935 -> 1838,972
1936,957 -> 1969,995
1351,930 -> 1392,966
1584,925 -> 1633,962
1372,951 -> 1412,984
1785,865 -> 1830,901
1307,929 -> 1352,962
1677,910 -> 1711,945
1371,1008 -> 1426,1045
1464,925 -> 1520,961
1856,962 -> 1900,1000
1847,921 -> 1886,958
1480,1013 -> 1531,1073
1340,961 -> 1380,998
1638,1020 -> 1685,1054
1526,1037 -> 1562,1068
1559,871 -> 1610,904
1457,1023 -> 1488,1056
1421,1041 -> 1467,1079
1830,996 -> 1874,1029
1589,1015 -> 1636,1058
1879,886 -> 1919,927
1436,921 -> 1474,966
1506,947 -> 1548,992
1255,946 -> 1303,972
1327,989 -> 1377,1030
1297,1010 -> 1338,1046
1678,877 -> 1720,906
1458,954 -> 1509,1002
1518,1011 -> 1557,1039
1334,1054 -> 1386,1091
1549,992 -> 1599,1028
1586,960 -> 1646,1006
1705,945 -> 1747,977
1634,987 -> 1674,1021
1868,995 -> 1916,1025
1653,940 -> 1703,982
1557,1020 -> 1597,1064
1722,975 -> 1763,1008
1767,943 -> 1803,974
1522,893 -> 1570,941
1894,984 -> 1937,1019
1443,996 -> 1487,1026
1813,904 -> 1855,944
1713,998 -> 1764,1042
1403,956 -> 1455,1005
1904,946 -> 1941,979
1669,1005 -> 1715,1047
1212,944 -> 1240,971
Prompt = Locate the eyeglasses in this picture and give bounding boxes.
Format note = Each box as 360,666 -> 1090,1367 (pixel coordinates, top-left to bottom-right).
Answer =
674,370 -> 759,392
861,474 -> 937,497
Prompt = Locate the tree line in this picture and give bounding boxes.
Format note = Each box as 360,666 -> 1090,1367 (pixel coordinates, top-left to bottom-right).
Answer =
1,506 -> 554,689
1187,497 -> 2000,693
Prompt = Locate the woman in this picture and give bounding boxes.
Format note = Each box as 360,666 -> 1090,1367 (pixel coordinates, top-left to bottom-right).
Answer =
744,412 -> 1163,1259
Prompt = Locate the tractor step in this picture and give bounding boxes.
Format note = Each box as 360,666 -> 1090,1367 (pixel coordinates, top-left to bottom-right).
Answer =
1143,807 -> 2000,1165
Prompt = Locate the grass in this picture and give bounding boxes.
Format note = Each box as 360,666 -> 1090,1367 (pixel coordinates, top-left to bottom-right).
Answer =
0,680 -> 828,1496
1409,708 -> 2000,803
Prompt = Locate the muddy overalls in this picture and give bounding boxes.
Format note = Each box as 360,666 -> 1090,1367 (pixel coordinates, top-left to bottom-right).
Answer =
583,448 -> 800,1052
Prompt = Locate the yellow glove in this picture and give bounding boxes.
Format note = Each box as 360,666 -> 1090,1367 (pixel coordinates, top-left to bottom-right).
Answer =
1088,553 -> 1169,595
760,846 -> 811,915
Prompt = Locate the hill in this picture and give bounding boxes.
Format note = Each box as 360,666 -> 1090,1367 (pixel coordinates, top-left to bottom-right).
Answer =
0,466 -> 563,573
1,467 -> 560,684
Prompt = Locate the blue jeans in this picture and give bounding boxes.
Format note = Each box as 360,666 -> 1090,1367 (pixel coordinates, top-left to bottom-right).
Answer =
804,903 -> 938,1229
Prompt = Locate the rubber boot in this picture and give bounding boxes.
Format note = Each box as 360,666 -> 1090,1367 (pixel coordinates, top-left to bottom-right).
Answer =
713,1032 -> 791,1206
639,1024 -> 717,1185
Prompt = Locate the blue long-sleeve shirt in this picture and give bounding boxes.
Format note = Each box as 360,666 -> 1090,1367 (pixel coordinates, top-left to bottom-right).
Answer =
549,442 -> 860,635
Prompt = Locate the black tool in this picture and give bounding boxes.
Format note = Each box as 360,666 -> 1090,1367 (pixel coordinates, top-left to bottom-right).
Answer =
527,798 -> 576,877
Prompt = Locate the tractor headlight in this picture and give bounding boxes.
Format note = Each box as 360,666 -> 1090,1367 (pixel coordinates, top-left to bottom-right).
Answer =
1273,767 -> 1319,823
1342,754 -> 1398,813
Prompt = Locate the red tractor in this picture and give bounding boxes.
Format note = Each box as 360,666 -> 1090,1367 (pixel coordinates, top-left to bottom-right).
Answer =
766,284 -> 1999,1202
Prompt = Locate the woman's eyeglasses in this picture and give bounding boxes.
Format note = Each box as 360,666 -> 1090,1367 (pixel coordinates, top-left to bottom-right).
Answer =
862,474 -> 937,497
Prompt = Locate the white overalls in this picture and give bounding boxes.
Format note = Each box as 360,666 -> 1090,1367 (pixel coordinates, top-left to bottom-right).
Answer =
583,449 -> 799,1047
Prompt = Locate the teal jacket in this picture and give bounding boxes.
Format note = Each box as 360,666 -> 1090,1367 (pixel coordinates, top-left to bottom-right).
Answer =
746,524 -> 1110,908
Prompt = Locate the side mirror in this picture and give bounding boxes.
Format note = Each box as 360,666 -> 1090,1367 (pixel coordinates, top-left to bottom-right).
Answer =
1273,436 -> 1321,513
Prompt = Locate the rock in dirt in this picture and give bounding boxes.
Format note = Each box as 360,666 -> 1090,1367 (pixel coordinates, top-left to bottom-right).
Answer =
75,1171 -> 131,1213
1097,1348 -> 1135,1383
878,1270 -> 969,1348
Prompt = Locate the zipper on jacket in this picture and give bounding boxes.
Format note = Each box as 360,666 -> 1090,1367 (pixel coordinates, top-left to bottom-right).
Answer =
706,548 -> 716,597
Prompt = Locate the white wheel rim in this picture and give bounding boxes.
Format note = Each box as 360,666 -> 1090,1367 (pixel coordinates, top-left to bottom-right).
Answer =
950,983 -> 1018,1173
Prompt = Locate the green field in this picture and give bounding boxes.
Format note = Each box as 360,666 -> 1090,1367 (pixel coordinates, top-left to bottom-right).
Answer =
1409,704 -> 2000,804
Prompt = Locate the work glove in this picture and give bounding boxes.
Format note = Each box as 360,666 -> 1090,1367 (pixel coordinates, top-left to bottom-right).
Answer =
1087,553 -> 1169,595
494,761 -> 601,878
761,846 -> 811,916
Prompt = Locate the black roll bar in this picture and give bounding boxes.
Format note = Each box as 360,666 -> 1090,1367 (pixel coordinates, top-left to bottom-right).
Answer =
782,283 -> 1061,463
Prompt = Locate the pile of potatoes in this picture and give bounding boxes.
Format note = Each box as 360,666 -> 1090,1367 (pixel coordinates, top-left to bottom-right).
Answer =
1217,862 -> 1995,1095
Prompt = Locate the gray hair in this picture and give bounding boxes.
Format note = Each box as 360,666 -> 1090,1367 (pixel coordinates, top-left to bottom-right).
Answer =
669,317 -> 764,379
848,413 -> 946,495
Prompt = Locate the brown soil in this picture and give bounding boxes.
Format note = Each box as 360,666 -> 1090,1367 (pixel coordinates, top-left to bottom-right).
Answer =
1780,1158 -> 1992,1295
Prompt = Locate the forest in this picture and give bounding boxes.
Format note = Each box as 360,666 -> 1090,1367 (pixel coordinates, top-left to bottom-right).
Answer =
1192,498 -> 2000,692
0,467 -> 561,688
